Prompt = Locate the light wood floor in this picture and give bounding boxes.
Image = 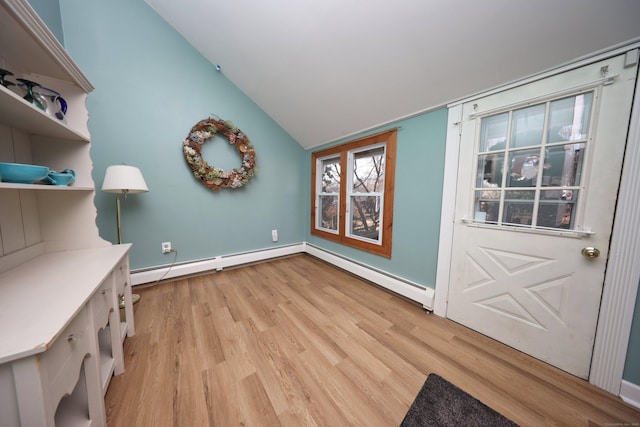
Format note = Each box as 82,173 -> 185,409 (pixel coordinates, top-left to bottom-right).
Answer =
105,254 -> 640,426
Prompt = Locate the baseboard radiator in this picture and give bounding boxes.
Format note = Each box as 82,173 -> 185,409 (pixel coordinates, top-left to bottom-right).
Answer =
131,242 -> 434,310
620,380 -> 640,409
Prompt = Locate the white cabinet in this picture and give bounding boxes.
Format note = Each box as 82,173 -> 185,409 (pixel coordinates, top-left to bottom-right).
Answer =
0,1 -> 135,425
0,246 -> 134,427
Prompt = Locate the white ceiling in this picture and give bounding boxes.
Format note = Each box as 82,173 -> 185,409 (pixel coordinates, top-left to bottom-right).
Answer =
145,0 -> 640,149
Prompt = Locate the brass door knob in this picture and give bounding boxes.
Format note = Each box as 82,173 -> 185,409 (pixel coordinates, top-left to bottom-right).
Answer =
582,247 -> 600,259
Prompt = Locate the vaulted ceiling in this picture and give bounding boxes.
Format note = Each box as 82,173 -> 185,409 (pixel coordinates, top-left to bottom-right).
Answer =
145,0 -> 640,149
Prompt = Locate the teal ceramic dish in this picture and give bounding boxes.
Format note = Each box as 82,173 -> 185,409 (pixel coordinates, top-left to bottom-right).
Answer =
0,162 -> 49,184
43,169 -> 76,186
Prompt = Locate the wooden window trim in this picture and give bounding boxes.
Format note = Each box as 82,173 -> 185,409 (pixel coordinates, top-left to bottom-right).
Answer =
311,129 -> 397,258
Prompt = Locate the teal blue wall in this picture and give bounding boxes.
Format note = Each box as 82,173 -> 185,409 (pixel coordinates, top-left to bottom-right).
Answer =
28,0 -> 64,44
40,0 -> 638,388
623,284 -> 640,384
57,0 -> 305,270
304,109 -> 448,288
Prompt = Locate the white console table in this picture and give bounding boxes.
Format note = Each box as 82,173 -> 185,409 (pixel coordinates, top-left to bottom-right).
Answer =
0,244 -> 134,427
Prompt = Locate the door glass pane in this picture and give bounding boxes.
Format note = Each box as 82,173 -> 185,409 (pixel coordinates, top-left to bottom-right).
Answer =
476,153 -> 504,187
321,157 -> 340,192
548,93 -> 593,143
480,113 -> 508,152
352,147 -> 385,193
319,195 -> 339,231
510,104 -> 545,148
506,149 -> 540,187
503,190 -> 535,226
474,190 -> 500,224
350,195 -> 380,241
541,143 -> 585,186
538,190 -> 578,229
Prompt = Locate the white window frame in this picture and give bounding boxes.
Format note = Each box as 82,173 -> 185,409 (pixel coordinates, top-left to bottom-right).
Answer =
346,143 -> 386,245
315,154 -> 341,235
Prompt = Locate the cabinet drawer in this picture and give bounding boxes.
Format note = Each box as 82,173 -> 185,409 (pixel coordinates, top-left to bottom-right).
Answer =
41,307 -> 92,410
91,278 -> 115,330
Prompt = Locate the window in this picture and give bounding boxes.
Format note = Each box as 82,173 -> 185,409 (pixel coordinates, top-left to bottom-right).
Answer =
474,92 -> 593,232
311,129 -> 397,257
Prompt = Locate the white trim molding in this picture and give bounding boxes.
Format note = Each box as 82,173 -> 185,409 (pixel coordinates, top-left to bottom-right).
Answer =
131,242 -> 434,309
620,380 -> 640,409
3,0 -> 94,91
433,104 -> 462,317
589,59 -> 640,393
304,244 -> 434,309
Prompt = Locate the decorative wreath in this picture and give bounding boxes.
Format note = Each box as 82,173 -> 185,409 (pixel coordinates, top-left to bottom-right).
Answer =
182,117 -> 257,191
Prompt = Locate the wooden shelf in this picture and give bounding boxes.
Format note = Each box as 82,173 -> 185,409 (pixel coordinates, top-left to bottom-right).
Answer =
0,182 -> 93,190
0,85 -> 89,142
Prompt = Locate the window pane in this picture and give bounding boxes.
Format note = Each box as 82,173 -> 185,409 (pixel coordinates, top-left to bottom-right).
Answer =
321,157 -> 340,192
548,93 -> 593,143
474,190 -> 500,224
541,143 -> 585,186
480,113 -> 508,152
538,190 -> 578,229
319,195 -> 339,231
510,104 -> 545,148
350,195 -> 380,241
352,147 -> 385,193
506,148 -> 540,187
502,190 -> 535,226
476,153 -> 504,187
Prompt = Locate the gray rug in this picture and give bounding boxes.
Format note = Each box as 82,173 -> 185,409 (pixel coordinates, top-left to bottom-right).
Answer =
400,373 -> 519,427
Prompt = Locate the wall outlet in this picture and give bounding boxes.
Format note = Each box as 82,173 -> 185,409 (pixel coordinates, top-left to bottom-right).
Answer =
162,242 -> 172,254
271,229 -> 278,242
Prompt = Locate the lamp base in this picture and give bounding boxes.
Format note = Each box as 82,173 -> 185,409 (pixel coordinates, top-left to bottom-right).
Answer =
119,293 -> 141,309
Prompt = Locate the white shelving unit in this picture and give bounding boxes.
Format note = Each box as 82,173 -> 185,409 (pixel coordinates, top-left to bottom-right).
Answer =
0,1 -> 135,426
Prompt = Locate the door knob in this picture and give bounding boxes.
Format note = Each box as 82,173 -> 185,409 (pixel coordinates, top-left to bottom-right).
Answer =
582,247 -> 600,259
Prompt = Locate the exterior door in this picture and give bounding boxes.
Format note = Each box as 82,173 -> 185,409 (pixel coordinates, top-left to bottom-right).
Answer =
447,53 -> 638,378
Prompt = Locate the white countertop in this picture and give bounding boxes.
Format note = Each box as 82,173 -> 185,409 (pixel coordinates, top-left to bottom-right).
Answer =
0,244 -> 131,364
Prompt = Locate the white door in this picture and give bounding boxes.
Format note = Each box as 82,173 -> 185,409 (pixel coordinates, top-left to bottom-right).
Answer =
447,53 -> 638,379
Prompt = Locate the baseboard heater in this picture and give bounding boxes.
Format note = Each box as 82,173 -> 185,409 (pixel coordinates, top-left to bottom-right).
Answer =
131,242 -> 434,310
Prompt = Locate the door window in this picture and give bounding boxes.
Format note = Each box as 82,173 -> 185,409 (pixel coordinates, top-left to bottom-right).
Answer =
474,92 -> 593,231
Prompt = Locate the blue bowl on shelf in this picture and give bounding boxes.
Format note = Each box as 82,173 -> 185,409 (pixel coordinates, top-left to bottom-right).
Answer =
0,162 -> 49,184
43,169 -> 76,186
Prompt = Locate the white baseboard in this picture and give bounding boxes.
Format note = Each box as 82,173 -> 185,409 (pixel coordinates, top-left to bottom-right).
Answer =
620,380 -> 640,409
131,244 -> 305,285
304,244 -> 433,309
131,242 -> 434,309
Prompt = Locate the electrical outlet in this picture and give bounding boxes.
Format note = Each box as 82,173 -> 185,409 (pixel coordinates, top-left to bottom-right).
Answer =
271,229 -> 278,242
162,242 -> 172,254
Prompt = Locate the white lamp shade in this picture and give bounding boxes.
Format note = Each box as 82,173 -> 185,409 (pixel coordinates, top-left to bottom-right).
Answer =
102,165 -> 149,194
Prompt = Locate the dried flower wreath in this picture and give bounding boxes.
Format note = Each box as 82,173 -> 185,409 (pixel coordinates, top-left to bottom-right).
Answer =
182,117 -> 256,191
